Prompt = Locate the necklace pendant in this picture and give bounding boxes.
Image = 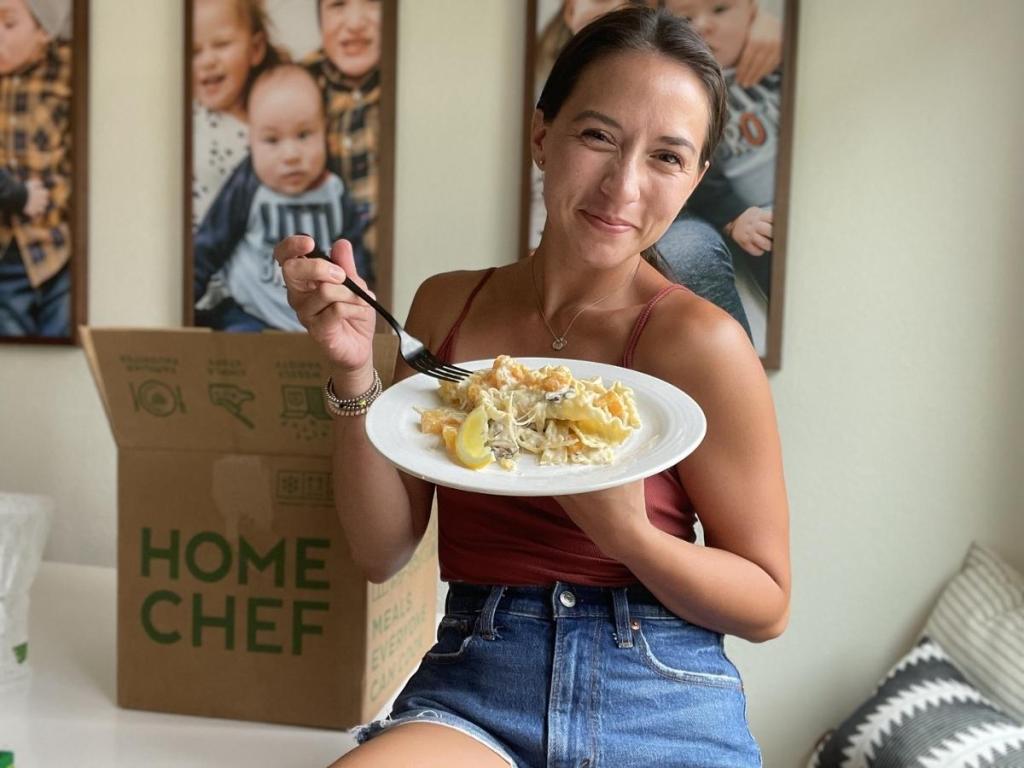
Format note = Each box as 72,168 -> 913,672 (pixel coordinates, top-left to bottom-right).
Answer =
552,337 -> 567,351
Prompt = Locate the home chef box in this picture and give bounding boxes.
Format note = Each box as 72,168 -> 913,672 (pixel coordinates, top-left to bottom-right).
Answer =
81,327 -> 437,729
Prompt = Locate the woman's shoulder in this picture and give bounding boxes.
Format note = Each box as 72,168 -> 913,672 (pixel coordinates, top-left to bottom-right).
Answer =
415,267 -> 498,304
633,285 -> 762,388
406,267 -> 501,344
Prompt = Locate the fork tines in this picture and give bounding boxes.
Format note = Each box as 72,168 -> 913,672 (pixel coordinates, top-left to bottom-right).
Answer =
411,352 -> 472,382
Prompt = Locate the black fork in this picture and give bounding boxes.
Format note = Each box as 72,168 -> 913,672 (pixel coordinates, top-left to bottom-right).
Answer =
306,249 -> 472,382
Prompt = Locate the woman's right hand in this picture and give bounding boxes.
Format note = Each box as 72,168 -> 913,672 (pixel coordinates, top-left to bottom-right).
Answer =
274,235 -> 377,389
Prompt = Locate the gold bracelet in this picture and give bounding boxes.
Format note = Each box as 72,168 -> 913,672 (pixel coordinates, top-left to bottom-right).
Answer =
323,370 -> 382,417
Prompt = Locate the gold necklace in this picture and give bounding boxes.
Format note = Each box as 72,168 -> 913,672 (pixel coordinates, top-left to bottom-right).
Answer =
530,255 -> 641,351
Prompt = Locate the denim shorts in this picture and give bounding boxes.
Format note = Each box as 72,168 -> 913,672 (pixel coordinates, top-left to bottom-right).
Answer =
354,581 -> 761,767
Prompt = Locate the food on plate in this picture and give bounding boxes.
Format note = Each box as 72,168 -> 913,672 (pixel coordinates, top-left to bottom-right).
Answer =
418,355 -> 640,470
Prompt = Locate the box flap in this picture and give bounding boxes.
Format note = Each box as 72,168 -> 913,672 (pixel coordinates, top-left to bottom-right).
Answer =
81,327 -> 398,455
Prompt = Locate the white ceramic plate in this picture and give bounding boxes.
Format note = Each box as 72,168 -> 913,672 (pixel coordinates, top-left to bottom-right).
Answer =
365,358 -> 706,496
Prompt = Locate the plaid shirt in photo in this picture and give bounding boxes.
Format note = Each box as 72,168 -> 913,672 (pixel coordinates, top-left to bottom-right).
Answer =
0,41 -> 72,288
303,51 -> 380,268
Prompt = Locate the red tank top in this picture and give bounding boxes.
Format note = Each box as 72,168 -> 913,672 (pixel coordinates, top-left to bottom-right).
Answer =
434,269 -> 695,586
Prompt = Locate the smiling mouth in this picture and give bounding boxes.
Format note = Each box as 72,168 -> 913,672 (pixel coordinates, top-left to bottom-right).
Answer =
341,38 -> 372,53
581,211 -> 634,232
200,74 -> 225,89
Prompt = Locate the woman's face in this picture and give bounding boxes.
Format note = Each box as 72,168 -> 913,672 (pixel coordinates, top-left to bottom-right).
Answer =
533,52 -> 710,266
192,0 -> 266,115
320,0 -> 382,82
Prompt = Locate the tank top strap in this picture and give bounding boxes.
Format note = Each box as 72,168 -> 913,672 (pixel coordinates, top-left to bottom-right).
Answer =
436,268 -> 498,363
621,283 -> 687,369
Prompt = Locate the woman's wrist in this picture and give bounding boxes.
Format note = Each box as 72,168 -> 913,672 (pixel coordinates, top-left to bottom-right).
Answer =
328,365 -> 376,399
598,517 -> 657,565
324,367 -> 382,418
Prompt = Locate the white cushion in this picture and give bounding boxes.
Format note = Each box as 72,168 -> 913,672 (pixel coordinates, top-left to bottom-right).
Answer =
924,542 -> 1024,723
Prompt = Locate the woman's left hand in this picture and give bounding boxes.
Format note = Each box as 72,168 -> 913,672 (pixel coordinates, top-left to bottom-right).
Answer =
553,479 -> 649,561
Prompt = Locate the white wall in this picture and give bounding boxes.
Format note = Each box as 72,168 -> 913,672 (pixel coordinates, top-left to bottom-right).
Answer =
1,1 -> 1022,764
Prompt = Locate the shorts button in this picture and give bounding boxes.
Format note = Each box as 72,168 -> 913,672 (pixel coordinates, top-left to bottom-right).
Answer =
559,590 -> 576,608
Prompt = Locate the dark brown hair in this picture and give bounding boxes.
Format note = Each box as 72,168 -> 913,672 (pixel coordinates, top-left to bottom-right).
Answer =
535,6 -> 727,271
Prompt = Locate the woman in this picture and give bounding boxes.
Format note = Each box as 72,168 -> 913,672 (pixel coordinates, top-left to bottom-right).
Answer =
275,7 -> 789,767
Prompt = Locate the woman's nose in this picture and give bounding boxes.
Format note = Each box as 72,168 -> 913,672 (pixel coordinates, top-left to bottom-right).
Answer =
600,156 -> 641,203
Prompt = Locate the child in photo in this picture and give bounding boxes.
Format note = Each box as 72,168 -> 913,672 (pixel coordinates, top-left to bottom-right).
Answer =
665,0 -> 782,299
0,0 -> 73,338
191,0 -> 286,230
302,0 -> 381,288
193,63 -> 367,332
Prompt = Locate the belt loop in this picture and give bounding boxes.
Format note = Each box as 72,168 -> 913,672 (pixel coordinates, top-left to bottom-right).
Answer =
477,585 -> 506,641
611,587 -> 634,649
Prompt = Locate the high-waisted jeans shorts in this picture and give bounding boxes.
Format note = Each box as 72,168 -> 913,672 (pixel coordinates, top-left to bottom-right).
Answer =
353,582 -> 762,768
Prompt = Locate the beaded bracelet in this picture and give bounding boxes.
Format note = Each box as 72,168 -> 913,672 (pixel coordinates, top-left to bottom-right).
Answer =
323,369 -> 382,417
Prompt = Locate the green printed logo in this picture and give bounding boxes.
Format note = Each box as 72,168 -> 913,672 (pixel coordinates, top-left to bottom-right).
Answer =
276,470 -> 333,505
209,383 -> 255,428
280,385 -> 330,441
139,528 -> 331,654
13,642 -> 27,664
131,380 -> 185,417
280,385 -> 328,420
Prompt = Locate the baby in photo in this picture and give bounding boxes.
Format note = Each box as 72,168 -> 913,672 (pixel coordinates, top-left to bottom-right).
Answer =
666,0 -> 782,298
193,63 -> 366,332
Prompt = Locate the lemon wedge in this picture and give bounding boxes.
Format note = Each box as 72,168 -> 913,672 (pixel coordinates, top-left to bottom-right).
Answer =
454,404 -> 494,470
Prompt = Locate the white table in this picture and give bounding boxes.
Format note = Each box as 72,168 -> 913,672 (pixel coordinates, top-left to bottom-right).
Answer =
0,562 -> 421,767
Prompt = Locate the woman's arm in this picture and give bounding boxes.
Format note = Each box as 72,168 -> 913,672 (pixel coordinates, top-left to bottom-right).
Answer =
276,237 -> 446,583
555,299 -> 790,641
330,400 -> 435,583
327,273 -> 470,582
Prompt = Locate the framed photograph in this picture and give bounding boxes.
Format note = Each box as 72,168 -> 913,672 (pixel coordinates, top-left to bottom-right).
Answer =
0,0 -> 89,345
184,0 -> 398,332
519,0 -> 798,369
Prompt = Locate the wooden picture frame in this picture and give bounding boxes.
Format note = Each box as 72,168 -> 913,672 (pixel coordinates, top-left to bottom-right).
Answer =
184,0 -> 397,332
519,0 -> 798,369
0,0 -> 89,346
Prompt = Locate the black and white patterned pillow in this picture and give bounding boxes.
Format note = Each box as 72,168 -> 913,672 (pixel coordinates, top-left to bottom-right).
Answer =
925,543 -> 1024,724
808,636 -> 1024,767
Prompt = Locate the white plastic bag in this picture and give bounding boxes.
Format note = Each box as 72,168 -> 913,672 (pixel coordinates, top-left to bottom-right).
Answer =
0,493 -> 53,684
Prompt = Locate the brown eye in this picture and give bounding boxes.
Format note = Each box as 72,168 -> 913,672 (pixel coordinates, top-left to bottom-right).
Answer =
656,152 -> 683,168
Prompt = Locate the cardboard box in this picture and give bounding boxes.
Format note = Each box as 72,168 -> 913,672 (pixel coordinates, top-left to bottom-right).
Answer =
81,327 -> 437,729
